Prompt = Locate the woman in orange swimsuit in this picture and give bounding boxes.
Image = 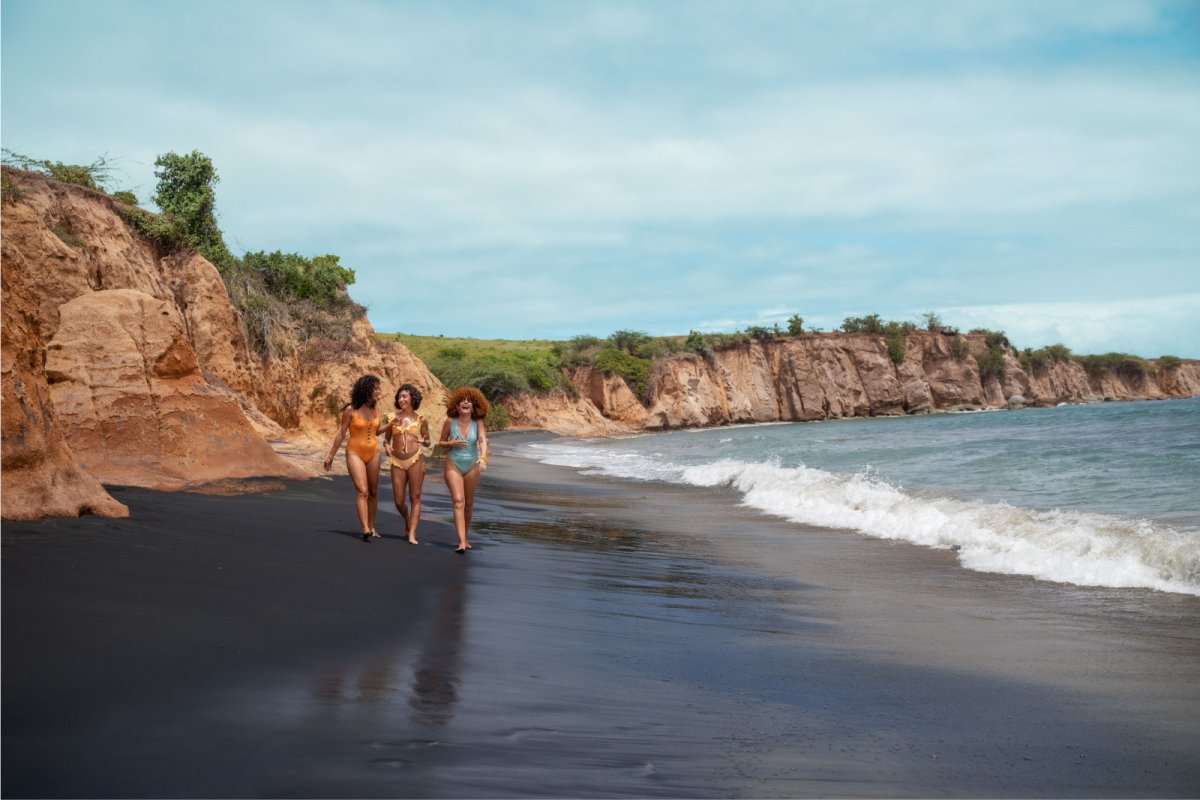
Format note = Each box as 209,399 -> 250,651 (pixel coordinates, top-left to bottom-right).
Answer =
323,374 -> 384,542
379,383 -> 431,545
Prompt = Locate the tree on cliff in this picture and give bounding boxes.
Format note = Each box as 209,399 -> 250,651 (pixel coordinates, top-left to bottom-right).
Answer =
153,150 -> 234,271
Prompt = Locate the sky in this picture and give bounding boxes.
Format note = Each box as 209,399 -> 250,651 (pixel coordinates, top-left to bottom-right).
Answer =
3,0 -> 1199,358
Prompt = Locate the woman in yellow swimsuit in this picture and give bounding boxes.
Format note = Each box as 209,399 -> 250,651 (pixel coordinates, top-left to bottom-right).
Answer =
379,383 -> 431,545
323,374 -> 384,542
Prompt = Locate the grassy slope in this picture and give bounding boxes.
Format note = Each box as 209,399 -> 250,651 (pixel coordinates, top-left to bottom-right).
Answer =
384,332 -> 562,363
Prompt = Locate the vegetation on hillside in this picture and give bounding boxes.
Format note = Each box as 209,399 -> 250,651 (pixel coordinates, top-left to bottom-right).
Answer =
3,148 -> 361,363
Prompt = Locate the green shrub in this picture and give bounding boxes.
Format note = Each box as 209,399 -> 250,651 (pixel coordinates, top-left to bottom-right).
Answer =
1020,343 -> 1073,373
787,314 -> 804,335
464,364 -> 527,400
2,174 -> 25,204
485,403 -> 510,431
684,330 -> 706,354
975,348 -> 1005,382
2,149 -> 116,191
554,334 -> 603,366
153,150 -> 234,271
243,250 -> 356,306
1156,355 -> 1182,369
969,328 -> 1011,350
702,331 -> 750,351
948,336 -> 969,358
1076,353 -> 1147,380
609,329 -> 651,354
882,321 -> 907,364
592,347 -> 651,395
841,314 -> 884,334
117,205 -> 189,252
745,325 -> 778,341
50,224 -> 89,251
111,190 -> 138,205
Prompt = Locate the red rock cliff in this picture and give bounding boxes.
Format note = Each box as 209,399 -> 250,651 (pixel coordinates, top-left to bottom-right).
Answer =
507,332 -> 1200,435
2,167 -> 445,520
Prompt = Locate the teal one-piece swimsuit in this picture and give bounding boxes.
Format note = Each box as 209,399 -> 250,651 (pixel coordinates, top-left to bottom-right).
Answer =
448,419 -> 479,474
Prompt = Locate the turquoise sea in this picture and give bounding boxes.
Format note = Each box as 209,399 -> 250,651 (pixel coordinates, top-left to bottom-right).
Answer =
519,397 -> 1200,596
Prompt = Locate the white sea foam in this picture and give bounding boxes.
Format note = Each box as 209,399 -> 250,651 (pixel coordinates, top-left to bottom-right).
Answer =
523,442 -> 1200,596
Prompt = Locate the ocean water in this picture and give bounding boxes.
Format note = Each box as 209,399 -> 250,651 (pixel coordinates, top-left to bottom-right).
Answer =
518,397 -> 1200,596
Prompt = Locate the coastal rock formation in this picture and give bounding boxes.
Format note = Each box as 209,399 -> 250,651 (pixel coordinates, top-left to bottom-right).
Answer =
503,387 -> 638,437
1,250 -> 129,519
529,332 -> 1200,435
1,167 -> 445,519
45,289 -> 304,489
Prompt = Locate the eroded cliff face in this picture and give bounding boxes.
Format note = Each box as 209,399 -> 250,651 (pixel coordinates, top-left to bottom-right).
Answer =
522,332 -> 1200,435
1,167 -> 445,519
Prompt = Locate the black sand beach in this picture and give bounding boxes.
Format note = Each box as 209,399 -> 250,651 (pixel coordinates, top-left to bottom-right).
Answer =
4,431 -> 1200,798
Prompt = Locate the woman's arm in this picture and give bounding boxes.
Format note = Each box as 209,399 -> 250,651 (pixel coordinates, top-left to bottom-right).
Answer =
420,417 -> 432,447
378,414 -> 396,457
438,418 -> 459,448
323,407 -> 354,470
477,421 -> 489,470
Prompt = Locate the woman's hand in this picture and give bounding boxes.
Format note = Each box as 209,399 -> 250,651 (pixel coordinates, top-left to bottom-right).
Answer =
323,456 -> 333,471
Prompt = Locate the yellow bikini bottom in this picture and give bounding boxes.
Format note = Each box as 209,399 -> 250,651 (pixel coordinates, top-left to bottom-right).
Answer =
390,450 -> 425,470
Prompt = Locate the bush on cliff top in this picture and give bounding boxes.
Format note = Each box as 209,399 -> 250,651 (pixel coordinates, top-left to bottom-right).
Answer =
2,148 -> 119,192
145,150 -> 362,359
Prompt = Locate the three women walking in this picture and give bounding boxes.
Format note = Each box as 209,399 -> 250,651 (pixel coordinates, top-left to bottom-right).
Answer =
324,376 -> 488,553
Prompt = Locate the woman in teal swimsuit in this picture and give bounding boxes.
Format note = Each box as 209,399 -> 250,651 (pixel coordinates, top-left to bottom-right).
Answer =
438,387 -> 489,553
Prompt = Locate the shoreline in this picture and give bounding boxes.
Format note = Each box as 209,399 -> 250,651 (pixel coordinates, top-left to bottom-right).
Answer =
4,439 -> 1199,797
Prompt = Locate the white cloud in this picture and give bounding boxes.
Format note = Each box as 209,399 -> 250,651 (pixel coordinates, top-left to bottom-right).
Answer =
5,0 -> 1197,352
942,294 -> 1200,358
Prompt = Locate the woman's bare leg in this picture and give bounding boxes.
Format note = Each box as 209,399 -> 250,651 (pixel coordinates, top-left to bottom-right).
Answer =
366,453 -> 381,536
391,466 -> 410,533
461,466 -> 481,548
346,453 -> 373,536
444,462 -> 469,551
406,461 -> 425,543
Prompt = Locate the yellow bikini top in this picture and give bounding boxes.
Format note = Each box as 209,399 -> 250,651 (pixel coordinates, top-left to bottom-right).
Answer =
388,413 -> 423,434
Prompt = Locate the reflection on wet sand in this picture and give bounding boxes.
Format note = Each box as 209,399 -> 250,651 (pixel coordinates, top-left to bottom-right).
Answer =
409,576 -> 466,726
311,576 -> 468,730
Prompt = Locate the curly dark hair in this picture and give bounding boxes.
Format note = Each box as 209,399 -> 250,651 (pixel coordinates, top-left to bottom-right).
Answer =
395,383 -> 423,411
444,386 -> 489,420
349,374 -> 381,410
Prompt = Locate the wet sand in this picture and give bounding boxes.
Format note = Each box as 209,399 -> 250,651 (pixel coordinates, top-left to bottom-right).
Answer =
4,432 -> 1199,797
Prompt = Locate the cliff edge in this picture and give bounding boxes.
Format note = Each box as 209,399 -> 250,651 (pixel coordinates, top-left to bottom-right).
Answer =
505,331 -> 1199,435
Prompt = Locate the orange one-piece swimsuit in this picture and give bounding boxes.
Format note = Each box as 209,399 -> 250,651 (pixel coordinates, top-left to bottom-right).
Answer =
346,410 -> 379,462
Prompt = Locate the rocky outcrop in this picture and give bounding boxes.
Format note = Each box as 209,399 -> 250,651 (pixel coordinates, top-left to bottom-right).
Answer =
1,248 -> 129,519
45,289 -> 305,489
2,167 -> 446,519
532,332 -> 1200,434
503,387 -> 638,438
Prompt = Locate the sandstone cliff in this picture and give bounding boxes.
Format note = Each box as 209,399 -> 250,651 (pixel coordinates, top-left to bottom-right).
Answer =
2,167 -> 445,520
504,332 -> 1200,435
